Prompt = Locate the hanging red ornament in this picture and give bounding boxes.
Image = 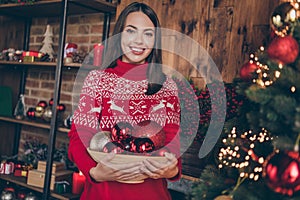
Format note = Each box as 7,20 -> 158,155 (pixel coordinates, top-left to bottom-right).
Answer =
132,120 -> 166,149
263,150 -> 300,196
267,35 -> 299,64
239,61 -> 259,81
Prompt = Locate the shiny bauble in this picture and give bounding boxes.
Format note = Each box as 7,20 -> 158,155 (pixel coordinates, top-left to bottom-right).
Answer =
89,131 -> 111,152
26,107 -> 36,120
24,192 -> 38,200
42,107 -> 52,122
57,104 -> 66,112
267,35 -> 299,64
34,105 -> 45,118
263,150 -> 300,196
119,136 -> 134,152
133,137 -> 155,153
239,61 -> 259,81
49,98 -> 53,106
63,114 -> 73,128
132,120 -> 165,149
0,190 -> 15,200
102,141 -> 124,154
271,2 -> 297,36
111,122 -> 133,141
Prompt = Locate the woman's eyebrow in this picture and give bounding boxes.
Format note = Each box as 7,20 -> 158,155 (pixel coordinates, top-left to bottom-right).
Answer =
125,25 -> 154,32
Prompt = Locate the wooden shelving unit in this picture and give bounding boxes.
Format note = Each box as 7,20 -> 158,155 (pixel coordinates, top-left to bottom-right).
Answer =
0,0 -> 116,199
0,116 -> 69,133
0,0 -> 116,17
0,174 -> 79,200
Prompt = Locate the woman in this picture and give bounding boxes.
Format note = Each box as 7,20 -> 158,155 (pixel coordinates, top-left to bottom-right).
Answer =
68,2 -> 181,199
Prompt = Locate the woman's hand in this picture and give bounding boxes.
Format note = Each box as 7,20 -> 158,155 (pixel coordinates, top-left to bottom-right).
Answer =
140,152 -> 179,179
89,152 -> 147,182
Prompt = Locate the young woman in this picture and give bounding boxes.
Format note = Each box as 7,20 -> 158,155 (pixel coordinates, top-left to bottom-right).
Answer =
68,2 -> 181,199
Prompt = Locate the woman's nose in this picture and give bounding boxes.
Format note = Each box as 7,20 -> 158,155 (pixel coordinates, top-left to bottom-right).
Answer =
134,31 -> 143,44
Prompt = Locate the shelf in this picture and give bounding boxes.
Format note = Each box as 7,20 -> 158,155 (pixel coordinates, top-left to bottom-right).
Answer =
0,61 -> 99,71
0,61 -> 81,68
0,174 -> 79,200
0,116 -> 70,133
0,0 -> 116,18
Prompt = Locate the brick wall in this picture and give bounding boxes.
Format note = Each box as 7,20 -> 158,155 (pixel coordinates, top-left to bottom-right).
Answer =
18,13 -> 115,155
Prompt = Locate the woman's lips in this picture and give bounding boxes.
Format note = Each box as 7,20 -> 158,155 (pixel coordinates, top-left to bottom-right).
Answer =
130,47 -> 145,55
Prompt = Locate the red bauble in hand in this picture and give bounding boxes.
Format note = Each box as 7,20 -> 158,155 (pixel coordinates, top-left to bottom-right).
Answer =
267,35 -> 299,64
239,61 -> 259,81
111,122 -> 133,141
133,138 -> 155,153
132,120 -> 165,149
263,150 -> 300,196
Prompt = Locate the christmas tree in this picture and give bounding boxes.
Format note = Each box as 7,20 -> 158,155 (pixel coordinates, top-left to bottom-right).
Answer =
39,24 -> 55,59
192,1 -> 300,200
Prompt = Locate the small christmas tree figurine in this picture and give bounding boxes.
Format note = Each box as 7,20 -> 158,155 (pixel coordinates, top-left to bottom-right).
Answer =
40,24 -> 55,59
14,94 -> 26,120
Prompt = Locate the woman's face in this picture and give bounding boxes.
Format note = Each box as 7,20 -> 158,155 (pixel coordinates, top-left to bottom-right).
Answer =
121,11 -> 155,64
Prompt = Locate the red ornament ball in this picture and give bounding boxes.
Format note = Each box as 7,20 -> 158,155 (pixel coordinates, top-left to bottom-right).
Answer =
263,150 -> 300,196
26,107 -> 36,119
132,120 -> 166,149
267,35 -> 299,64
239,61 -> 259,81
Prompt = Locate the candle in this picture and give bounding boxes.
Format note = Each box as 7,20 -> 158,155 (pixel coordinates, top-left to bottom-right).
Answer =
72,171 -> 86,194
93,43 -> 104,66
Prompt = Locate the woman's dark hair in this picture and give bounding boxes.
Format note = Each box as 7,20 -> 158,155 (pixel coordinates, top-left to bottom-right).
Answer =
102,2 -> 166,95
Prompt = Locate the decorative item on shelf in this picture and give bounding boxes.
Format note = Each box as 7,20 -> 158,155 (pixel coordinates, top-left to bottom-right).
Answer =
63,114 -> 73,129
54,181 -> 71,194
27,169 -> 73,190
26,107 -> 36,120
24,192 -> 38,200
42,99 -> 53,122
14,94 -> 26,120
16,189 -> 27,200
93,43 -> 104,66
0,160 -> 14,174
22,51 -> 44,62
39,24 -> 55,60
14,161 -> 33,177
0,187 -> 16,200
34,100 -> 47,119
72,50 -> 86,64
64,43 -> 78,64
72,171 -> 86,194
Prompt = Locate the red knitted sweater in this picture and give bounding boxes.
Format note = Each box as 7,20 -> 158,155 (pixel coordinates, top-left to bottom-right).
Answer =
68,59 -> 181,200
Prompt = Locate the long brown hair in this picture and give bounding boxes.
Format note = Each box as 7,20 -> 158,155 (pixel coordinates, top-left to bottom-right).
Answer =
101,2 -> 166,95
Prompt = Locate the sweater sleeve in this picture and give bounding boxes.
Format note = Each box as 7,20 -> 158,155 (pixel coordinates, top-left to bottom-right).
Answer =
68,70 -> 102,183
163,78 -> 182,181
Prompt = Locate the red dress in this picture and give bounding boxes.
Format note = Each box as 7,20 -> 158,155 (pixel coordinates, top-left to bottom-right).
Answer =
68,59 -> 181,200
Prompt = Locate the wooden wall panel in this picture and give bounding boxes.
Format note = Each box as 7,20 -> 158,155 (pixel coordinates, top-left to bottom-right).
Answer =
117,0 -> 280,84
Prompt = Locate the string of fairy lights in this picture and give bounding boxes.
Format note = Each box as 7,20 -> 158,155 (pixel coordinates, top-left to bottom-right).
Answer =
218,127 -> 273,181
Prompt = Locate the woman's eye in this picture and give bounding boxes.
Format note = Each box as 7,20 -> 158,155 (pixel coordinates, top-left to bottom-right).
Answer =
145,32 -> 154,37
126,29 -> 135,34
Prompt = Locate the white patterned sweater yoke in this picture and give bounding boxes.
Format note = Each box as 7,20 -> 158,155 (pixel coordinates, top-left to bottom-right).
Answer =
72,65 -> 181,148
